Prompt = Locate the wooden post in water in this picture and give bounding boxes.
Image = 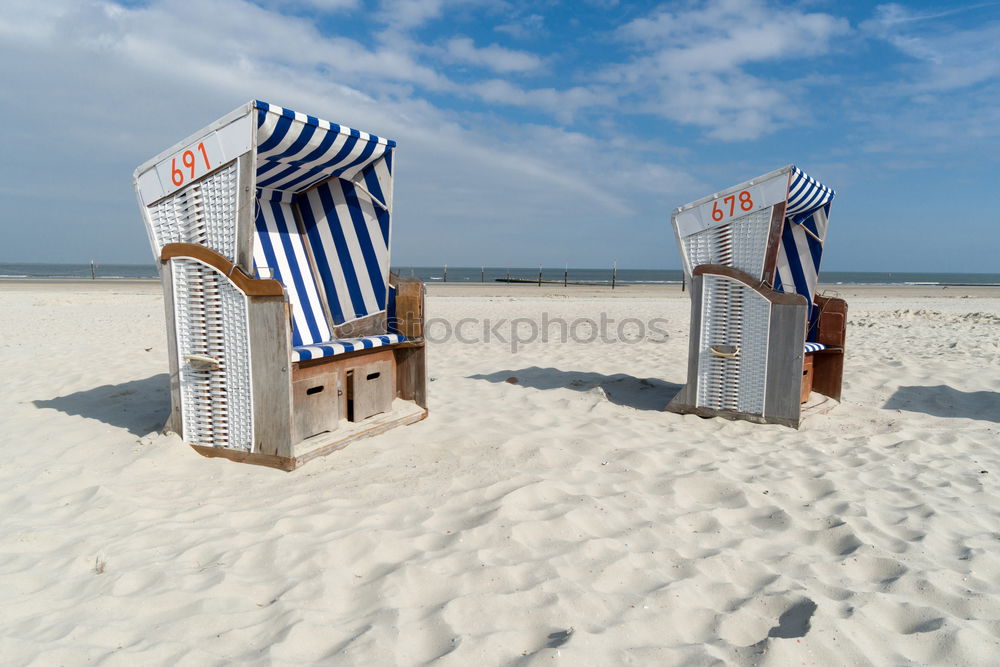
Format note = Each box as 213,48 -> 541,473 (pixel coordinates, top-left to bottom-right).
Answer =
481,266 -> 484,283
90,260 -> 96,280
538,265 -> 542,286
611,260 -> 617,290
681,272 -> 686,292
564,262 -> 568,287
444,264 -> 448,283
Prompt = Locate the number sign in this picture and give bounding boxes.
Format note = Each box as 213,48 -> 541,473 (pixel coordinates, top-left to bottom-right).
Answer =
154,132 -> 226,197
673,171 -> 790,239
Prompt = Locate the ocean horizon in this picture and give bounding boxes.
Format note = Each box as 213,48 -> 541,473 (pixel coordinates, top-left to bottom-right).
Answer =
2,262 -> 999,287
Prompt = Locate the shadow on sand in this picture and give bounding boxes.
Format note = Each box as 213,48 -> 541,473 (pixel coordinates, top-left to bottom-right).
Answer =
468,366 -> 682,411
33,374 -> 171,436
884,385 -> 1000,423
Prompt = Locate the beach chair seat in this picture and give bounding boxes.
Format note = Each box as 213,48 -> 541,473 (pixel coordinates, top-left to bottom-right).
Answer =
134,100 -> 428,469
293,334 -> 406,362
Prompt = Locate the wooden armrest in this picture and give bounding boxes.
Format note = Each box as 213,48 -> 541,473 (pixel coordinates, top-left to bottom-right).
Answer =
814,295 -> 847,348
389,274 -> 425,339
161,243 -> 285,297
693,264 -> 807,307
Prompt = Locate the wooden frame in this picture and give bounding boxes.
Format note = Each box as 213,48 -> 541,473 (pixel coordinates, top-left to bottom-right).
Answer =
158,246 -> 428,470
667,265 -> 810,427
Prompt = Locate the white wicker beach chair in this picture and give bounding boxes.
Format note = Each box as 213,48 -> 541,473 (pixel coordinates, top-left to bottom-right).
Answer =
134,101 -> 427,469
667,166 -> 847,427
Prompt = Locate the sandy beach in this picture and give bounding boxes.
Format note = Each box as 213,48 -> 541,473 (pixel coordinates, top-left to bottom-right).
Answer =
1,279 -> 998,664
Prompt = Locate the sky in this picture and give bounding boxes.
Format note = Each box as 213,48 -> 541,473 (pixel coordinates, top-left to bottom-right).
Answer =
1,0 -> 998,272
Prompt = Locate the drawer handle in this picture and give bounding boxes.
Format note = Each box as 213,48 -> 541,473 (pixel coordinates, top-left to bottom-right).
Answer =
306,385 -> 325,395
710,344 -> 739,358
366,372 -> 381,380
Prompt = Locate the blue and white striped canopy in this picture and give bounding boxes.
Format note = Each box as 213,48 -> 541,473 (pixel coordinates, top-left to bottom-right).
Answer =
249,101 -> 397,354
253,101 -> 395,202
773,166 -> 836,339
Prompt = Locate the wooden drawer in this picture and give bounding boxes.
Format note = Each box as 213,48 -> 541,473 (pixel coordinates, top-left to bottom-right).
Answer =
292,369 -> 340,443
348,359 -> 394,422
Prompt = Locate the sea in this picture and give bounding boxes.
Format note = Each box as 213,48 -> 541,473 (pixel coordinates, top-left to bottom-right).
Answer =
1,263 -> 999,287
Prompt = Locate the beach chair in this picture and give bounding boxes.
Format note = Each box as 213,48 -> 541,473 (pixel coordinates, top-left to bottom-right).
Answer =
667,166 -> 846,427
133,101 -> 427,469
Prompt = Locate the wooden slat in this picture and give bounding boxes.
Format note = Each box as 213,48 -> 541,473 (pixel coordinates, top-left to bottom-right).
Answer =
761,201 -> 787,286
234,152 -> 256,274
293,402 -> 427,468
190,444 -> 296,471
160,260 -> 183,436
665,273 -> 702,414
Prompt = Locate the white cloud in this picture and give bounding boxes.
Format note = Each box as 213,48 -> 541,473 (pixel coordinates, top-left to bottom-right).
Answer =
494,13 -> 545,40
864,3 -> 1000,93
261,0 -> 360,12
0,0 -> 699,265
444,36 -> 542,73
603,0 -> 849,139
375,0 -> 448,34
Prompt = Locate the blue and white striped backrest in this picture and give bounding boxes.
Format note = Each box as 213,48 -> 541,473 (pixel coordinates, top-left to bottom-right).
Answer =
296,176 -> 391,325
773,167 -> 835,339
252,190 -> 332,347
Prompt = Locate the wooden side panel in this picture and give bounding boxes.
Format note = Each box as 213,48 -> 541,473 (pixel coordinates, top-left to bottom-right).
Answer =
812,352 -> 844,402
666,274 -> 702,413
234,152 -> 256,274
160,261 -> 183,435
394,344 -> 427,409
248,296 -> 294,457
764,301 -> 807,425
812,295 -> 847,401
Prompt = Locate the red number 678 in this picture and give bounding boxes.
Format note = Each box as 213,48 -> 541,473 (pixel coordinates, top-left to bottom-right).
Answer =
711,190 -> 754,221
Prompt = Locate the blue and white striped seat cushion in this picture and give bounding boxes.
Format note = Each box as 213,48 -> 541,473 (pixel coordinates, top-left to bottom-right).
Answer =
293,334 -> 405,362
804,342 -> 826,353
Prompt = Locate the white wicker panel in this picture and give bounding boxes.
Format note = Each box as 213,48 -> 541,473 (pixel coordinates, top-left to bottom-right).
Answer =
682,208 -> 772,279
171,258 -> 254,451
148,162 -> 239,261
696,275 -> 770,415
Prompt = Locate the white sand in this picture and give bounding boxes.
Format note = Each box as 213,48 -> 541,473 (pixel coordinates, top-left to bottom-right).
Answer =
1,280 -> 999,664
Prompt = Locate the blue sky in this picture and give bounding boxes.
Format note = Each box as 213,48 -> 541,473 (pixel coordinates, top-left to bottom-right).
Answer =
1,0 -> 998,271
